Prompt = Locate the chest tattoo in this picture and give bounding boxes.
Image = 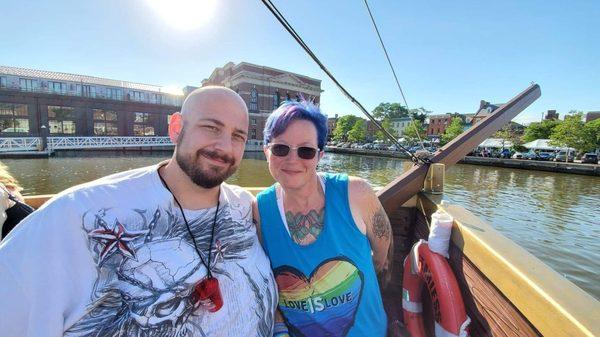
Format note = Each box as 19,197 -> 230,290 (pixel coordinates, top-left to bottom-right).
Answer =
285,208 -> 325,245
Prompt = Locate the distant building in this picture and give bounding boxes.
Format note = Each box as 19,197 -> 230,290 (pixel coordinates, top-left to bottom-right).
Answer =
471,101 -> 502,126
545,110 -> 559,121
585,111 -> 600,123
327,114 -> 338,140
390,117 -> 412,137
427,113 -> 463,136
0,65 -> 183,137
201,62 -> 322,140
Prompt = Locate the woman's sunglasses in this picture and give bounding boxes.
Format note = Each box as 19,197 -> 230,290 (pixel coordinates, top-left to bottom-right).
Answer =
268,143 -> 319,160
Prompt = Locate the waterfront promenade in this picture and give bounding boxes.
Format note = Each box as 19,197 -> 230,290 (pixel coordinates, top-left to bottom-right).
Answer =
326,146 -> 600,176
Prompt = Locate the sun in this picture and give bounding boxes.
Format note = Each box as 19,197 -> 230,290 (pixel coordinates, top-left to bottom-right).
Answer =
146,0 -> 217,31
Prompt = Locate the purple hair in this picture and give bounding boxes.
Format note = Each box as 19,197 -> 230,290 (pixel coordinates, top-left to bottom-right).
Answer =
263,99 -> 328,150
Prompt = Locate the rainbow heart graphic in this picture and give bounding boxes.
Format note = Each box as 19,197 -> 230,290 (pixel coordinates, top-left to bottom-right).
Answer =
274,258 -> 363,337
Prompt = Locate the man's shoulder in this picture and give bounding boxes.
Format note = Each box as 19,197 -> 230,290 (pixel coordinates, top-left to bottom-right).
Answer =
222,183 -> 255,203
46,165 -> 160,206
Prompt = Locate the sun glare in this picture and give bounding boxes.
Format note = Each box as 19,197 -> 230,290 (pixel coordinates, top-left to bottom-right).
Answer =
146,0 -> 217,31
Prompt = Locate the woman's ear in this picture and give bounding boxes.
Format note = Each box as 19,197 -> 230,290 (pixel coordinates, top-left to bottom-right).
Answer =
168,112 -> 182,143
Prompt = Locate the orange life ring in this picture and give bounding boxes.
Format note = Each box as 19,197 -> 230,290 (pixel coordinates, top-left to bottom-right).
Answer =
402,240 -> 470,337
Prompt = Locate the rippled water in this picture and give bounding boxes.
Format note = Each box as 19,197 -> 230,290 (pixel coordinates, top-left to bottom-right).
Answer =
2,151 -> 599,299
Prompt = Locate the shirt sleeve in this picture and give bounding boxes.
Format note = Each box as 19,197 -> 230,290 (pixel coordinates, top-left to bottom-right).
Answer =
0,195 -> 96,337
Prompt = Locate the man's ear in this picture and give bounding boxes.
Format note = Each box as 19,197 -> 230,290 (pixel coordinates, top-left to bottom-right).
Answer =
168,112 -> 182,144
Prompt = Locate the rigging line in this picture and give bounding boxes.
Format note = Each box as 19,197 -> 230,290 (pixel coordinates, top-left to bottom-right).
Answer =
363,0 -> 426,149
260,0 -> 429,164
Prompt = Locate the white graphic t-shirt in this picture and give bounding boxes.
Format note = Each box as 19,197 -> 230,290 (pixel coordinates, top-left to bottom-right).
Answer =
0,165 -> 277,337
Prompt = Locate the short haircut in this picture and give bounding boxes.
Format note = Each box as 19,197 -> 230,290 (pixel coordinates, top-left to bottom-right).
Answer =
263,99 -> 328,150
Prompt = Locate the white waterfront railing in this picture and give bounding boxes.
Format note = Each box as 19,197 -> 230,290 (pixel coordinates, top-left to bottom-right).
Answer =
47,136 -> 174,150
0,137 -> 42,152
0,137 -> 264,152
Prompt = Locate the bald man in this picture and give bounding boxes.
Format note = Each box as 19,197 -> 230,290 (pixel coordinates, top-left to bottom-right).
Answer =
0,87 -> 277,337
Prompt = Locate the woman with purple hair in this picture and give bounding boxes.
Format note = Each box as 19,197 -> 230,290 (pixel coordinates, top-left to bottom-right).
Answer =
254,100 -> 391,337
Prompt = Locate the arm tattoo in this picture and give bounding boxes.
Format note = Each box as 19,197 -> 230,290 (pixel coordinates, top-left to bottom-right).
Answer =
285,208 -> 325,245
371,205 -> 391,239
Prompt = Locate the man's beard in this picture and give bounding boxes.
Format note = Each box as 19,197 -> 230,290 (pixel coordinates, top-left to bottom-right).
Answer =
176,148 -> 237,189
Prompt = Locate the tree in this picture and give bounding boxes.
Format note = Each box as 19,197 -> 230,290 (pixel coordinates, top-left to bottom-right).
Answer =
347,119 -> 366,142
550,112 -> 595,154
584,118 -> 600,150
522,119 -> 561,143
408,107 -> 431,123
332,115 -> 359,141
441,117 -> 463,145
403,119 -> 426,143
375,118 -> 398,141
372,103 -> 409,120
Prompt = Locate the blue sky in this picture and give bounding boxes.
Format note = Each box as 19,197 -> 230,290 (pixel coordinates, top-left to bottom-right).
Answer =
1,0 -> 598,124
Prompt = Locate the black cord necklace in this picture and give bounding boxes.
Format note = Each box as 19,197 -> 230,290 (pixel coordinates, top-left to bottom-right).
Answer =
157,168 -> 223,312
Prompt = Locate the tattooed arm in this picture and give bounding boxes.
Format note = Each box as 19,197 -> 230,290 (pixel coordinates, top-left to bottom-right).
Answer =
348,177 -> 393,287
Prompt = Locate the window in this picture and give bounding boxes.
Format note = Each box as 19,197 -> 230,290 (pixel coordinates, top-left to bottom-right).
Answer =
48,81 -> 67,94
93,109 -> 118,135
273,91 -> 280,109
106,88 -> 122,100
249,88 -> 258,112
48,105 -> 77,134
82,85 -> 96,98
250,129 -> 257,139
0,77 -> 6,88
19,78 -> 38,91
131,91 -> 144,102
251,118 -> 257,126
133,112 -> 157,136
0,103 -> 29,133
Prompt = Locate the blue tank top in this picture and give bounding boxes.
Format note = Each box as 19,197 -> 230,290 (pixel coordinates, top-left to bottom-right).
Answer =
257,173 -> 387,337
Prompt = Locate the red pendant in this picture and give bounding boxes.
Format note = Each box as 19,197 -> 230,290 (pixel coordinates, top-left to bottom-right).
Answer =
195,277 -> 223,312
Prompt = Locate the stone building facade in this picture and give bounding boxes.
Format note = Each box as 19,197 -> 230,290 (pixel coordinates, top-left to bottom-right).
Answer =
201,62 -> 322,141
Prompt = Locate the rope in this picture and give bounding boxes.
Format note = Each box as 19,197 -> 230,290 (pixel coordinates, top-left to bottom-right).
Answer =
363,0 -> 426,150
259,0 -> 429,165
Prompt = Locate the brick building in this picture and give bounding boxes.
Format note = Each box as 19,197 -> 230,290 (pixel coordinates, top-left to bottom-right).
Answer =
0,65 -> 182,137
201,62 -> 322,140
427,113 -> 462,136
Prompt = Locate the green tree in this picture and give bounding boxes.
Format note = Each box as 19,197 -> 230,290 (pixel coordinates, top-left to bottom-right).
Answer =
403,119 -> 426,143
550,112 -> 595,153
584,119 -> 600,150
441,117 -> 463,145
375,118 -> 398,141
332,115 -> 359,141
522,119 -> 561,142
372,103 -> 409,120
347,119 -> 366,142
408,107 -> 431,123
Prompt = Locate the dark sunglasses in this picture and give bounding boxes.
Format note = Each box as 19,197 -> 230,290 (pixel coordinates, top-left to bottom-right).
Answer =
268,143 -> 319,160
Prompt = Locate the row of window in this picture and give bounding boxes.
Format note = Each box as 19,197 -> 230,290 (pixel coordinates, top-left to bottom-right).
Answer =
0,76 -> 173,105
0,103 -> 161,136
248,88 -> 299,112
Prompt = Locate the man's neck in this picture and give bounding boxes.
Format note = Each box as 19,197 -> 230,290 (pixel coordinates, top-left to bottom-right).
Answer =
158,159 -> 220,210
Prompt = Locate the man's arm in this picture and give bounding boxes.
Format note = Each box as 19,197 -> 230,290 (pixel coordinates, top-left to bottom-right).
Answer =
348,177 -> 393,288
251,199 -> 263,244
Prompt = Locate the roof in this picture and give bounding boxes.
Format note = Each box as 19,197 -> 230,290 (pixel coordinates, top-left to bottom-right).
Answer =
523,139 -> 575,151
479,138 -> 513,148
0,65 -> 176,94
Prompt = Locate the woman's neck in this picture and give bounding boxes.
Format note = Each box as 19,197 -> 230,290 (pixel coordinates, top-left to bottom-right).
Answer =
281,174 -> 324,210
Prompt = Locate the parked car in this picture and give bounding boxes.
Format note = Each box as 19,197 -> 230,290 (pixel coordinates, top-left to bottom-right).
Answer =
523,152 -> 540,160
537,152 -> 552,161
512,152 -> 523,159
350,143 -> 360,149
374,143 -> 388,150
554,151 -> 574,162
581,153 -> 599,164
363,143 -> 374,149
499,149 -> 512,158
387,145 -> 398,151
